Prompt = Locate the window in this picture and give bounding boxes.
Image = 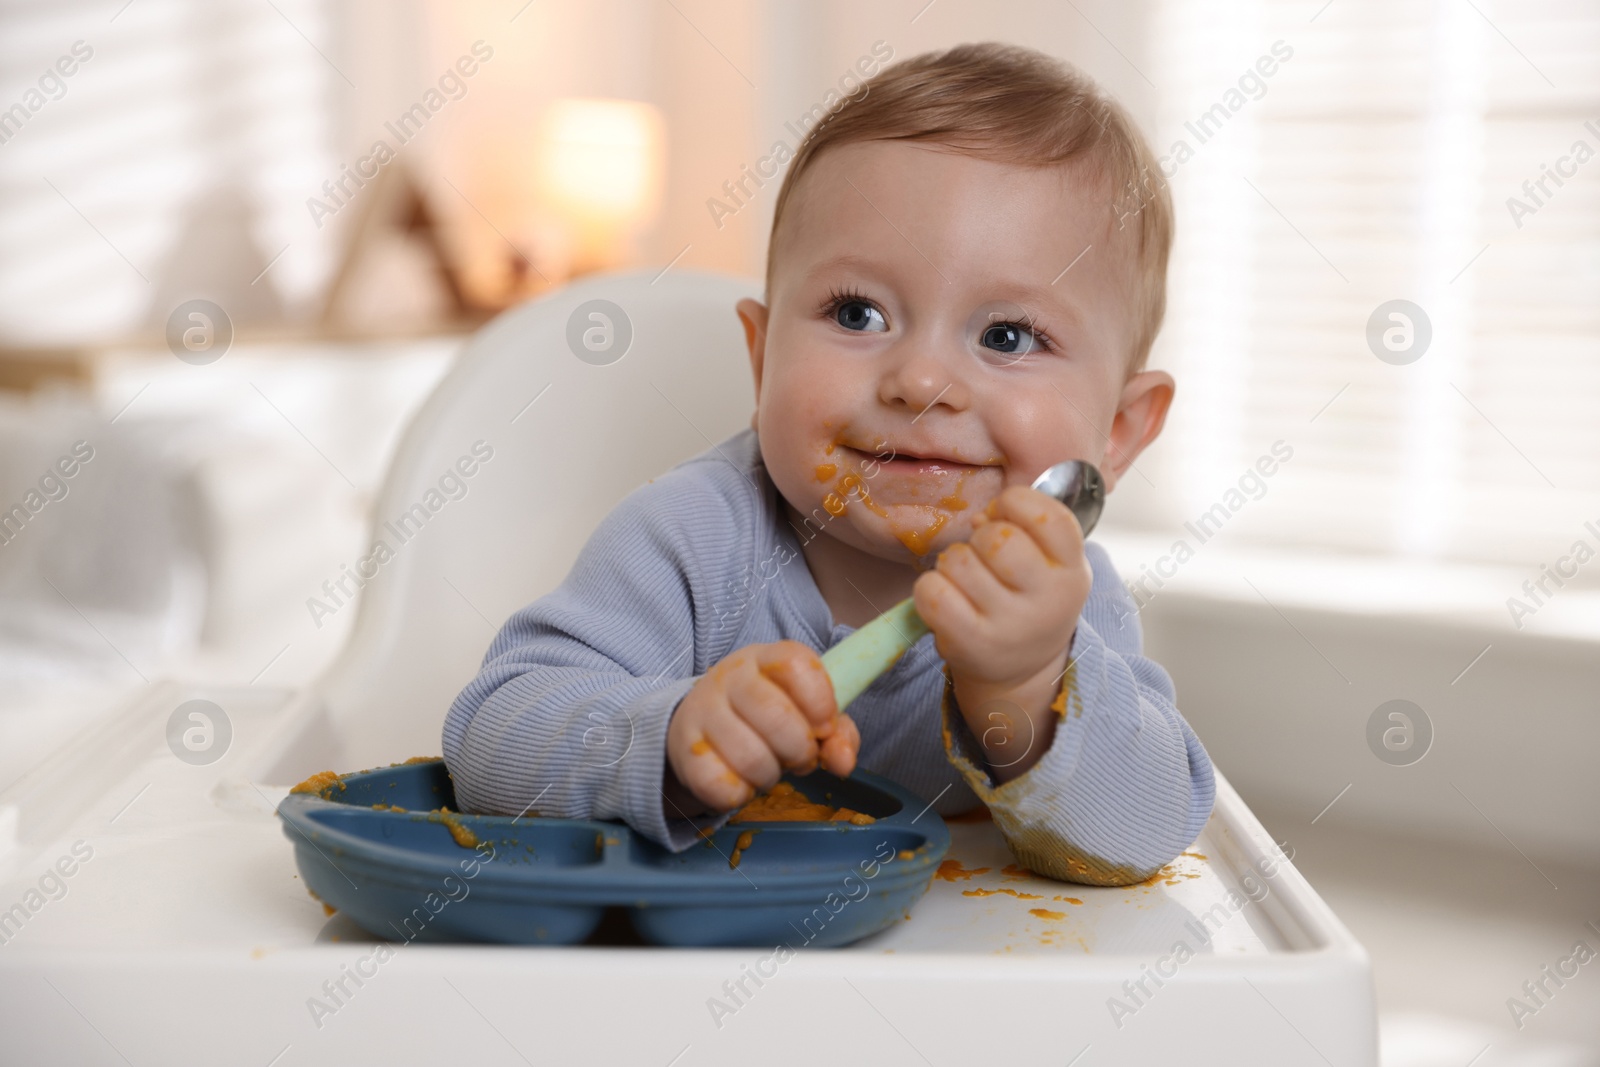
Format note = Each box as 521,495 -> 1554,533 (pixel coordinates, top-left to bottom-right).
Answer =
0,0 -> 342,345
1125,0 -> 1600,572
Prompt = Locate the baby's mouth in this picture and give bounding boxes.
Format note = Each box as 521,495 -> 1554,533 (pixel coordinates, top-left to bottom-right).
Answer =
841,443 -> 996,476
812,441 -> 1000,558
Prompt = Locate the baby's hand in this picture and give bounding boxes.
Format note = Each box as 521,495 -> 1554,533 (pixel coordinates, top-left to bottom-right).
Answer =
911,485 -> 1092,780
913,484 -> 1093,694
666,640 -> 859,812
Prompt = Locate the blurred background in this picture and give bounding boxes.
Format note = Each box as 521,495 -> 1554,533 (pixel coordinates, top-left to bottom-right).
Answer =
0,0 -> 1594,1062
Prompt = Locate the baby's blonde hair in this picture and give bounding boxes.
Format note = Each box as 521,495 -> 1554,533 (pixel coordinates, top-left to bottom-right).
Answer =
766,41 -> 1173,372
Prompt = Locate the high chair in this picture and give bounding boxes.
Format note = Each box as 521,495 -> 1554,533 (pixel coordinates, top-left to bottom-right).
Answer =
0,269 -> 1377,1064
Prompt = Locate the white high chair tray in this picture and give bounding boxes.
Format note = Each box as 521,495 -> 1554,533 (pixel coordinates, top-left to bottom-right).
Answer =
0,271 -> 1375,1063
0,681 -> 1374,1065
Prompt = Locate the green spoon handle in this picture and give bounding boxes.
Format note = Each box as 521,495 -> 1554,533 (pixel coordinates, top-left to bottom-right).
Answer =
819,596 -> 929,711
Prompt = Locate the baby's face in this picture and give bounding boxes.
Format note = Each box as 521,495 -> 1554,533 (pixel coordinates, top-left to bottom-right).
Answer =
741,140 -> 1168,569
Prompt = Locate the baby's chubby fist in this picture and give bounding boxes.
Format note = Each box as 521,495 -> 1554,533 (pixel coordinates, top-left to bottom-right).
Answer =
665,640 -> 859,813
912,484 -> 1093,692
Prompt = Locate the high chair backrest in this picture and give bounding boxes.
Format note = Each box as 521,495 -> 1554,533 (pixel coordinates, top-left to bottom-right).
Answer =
316,269 -> 761,765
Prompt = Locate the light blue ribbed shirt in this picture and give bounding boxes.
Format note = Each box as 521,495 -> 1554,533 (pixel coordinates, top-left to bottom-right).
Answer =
442,427 -> 1215,884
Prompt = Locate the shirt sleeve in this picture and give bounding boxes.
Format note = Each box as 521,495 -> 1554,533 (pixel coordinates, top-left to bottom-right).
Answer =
441,471 -> 744,853
937,542 -> 1216,885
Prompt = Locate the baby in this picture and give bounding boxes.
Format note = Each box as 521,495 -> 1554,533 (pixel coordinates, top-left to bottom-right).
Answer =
443,42 -> 1214,885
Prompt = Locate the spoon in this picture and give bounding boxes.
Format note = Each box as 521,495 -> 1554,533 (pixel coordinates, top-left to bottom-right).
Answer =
817,460 -> 1105,712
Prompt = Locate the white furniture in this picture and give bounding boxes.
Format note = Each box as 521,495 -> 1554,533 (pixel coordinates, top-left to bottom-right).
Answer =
0,270 -> 1377,1064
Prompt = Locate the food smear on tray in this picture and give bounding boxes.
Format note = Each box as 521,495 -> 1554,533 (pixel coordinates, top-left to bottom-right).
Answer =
961,886 -> 1043,900
729,781 -> 875,824
934,858 -> 990,881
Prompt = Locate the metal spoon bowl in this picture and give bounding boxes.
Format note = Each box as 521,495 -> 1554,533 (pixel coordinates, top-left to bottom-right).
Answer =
1031,459 -> 1105,538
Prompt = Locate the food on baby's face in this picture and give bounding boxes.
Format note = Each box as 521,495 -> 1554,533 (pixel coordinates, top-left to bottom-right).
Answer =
729,781 -> 875,824
895,515 -> 948,556
810,429 -> 987,561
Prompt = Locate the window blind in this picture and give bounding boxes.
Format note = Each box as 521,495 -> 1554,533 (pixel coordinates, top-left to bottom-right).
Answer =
1128,0 -> 1600,573
0,0 -> 341,346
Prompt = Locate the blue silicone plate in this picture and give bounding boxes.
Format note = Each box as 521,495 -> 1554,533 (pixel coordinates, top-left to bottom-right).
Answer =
276,759 -> 950,947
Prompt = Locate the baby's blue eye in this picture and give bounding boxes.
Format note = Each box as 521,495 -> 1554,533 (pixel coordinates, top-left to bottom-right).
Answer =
981,321 -> 1041,355
836,301 -> 887,333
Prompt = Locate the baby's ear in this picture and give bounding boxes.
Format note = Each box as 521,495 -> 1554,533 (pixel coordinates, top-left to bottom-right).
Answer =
1103,370 -> 1174,492
736,298 -> 768,364
736,297 -> 770,429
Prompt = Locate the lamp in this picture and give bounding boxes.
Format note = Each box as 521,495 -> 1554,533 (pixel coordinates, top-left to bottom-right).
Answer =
534,97 -> 665,277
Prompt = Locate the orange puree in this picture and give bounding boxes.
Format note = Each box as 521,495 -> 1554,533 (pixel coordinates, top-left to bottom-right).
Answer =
426,806 -> 479,848
690,739 -> 711,756
290,770 -> 344,796
1029,908 -> 1067,921
1051,658 -> 1081,719
895,513 -> 948,556
820,471 -> 889,522
729,830 -> 755,868
1132,864 -> 1178,887
813,433 -> 997,562
961,887 -> 1043,900
934,859 -> 990,881
729,781 -> 875,824
837,473 -> 887,518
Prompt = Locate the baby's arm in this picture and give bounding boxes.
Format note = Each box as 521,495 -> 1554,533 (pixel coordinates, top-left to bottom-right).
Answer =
443,476 -> 764,852
940,627 -> 1215,884
937,541 -> 1215,885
